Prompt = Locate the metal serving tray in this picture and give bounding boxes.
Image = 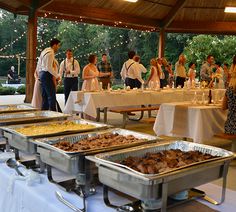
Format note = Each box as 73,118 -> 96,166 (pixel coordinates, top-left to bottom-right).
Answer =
1,119 -> 110,154
0,104 -> 37,114
0,110 -> 69,125
87,141 -> 234,201
34,128 -> 160,174
93,141 -> 233,177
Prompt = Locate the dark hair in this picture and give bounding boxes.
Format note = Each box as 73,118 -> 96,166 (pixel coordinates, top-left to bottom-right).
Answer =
102,53 -> 107,57
233,55 -> 236,65
66,49 -> 72,53
224,63 -> 229,67
188,62 -> 195,68
88,54 -> 97,63
207,54 -> 213,60
50,38 -> 60,47
128,51 -> 136,59
215,62 -> 221,66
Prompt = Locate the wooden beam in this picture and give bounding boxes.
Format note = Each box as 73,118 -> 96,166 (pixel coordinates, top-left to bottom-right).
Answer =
37,0 -> 54,10
0,2 -> 17,13
40,4 -> 160,28
158,29 -> 165,58
167,21 -> 236,35
160,0 -> 187,28
24,4 -> 37,103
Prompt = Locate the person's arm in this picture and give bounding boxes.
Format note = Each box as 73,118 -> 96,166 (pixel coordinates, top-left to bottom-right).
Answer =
45,52 -> 59,79
146,66 -> 155,84
99,72 -> 110,77
222,93 -> 228,110
7,73 -> 13,80
120,63 -> 126,80
200,65 -> 211,82
70,60 -> 80,76
133,64 -> 144,84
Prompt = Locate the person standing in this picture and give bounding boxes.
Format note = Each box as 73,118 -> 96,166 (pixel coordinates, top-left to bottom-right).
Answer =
200,54 -> 215,85
133,55 -> 147,88
37,38 -> 61,111
97,53 -> 113,89
120,51 -> 144,89
175,54 -> 186,88
59,49 -> 80,104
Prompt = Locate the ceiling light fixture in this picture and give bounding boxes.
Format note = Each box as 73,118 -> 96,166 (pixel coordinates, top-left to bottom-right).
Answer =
224,7 -> 236,13
124,0 -> 138,3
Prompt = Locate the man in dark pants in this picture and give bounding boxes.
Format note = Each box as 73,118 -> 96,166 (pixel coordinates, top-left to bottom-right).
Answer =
37,38 -> 61,111
59,49 -> 80,104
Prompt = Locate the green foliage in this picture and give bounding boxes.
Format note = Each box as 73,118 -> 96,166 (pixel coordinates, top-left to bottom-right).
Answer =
16,85 -> 25,94
0,86 -> 16,95
111,84 -> 124,90
56,85 -> 64,93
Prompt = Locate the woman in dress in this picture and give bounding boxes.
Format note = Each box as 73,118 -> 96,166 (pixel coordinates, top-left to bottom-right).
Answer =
146,58 -> 160,89
31,68 -> 42,109
82,54 -> 110,91
214,62 -> 224,89
222,71 -> 236,134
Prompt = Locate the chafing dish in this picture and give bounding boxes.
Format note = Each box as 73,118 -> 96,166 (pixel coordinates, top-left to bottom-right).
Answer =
0,110 -> 69,152
33,128 -> 160,209
1,119 -> 110,154
87,141 -> 234,211
0,104 -> 37,114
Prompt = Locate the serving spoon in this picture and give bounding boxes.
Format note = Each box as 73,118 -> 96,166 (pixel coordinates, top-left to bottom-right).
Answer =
6,158 -> 24,176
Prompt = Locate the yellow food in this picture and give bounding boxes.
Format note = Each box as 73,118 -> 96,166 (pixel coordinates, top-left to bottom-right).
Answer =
15,121 -> 95,136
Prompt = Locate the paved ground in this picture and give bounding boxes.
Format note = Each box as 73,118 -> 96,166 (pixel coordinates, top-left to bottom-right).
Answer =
0,94 -> 235,192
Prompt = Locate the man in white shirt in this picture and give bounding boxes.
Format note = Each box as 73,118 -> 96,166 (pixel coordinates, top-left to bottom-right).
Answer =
120,51 -> 144,88
37,38 -> 61,111
59,49 -> 80,104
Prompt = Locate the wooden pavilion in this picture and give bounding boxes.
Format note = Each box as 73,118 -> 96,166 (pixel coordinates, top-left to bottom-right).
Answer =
0,0 -> 236,102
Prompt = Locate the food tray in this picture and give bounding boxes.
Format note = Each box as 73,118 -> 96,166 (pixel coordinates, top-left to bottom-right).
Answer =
35,129 -> 159,174
93,141 -> 234,177
0,104 -> 37,114
33,128 -> 159,155
1,119 -> 111,154
0,110 -> 70,125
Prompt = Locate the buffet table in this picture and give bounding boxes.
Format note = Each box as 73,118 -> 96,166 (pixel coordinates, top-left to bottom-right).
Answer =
64,89 -> 226,120
153,102 -> 227,143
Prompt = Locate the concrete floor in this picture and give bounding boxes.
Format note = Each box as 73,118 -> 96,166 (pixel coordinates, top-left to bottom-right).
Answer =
1,94 -> 235,192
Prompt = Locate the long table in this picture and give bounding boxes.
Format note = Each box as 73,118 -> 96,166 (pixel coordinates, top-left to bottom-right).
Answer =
64,89 -> 226,122
153,102 -> 227,143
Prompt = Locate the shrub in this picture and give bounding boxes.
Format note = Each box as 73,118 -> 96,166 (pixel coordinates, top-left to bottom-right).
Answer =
0,87 -> 16,95
112,84 -> 124,90
57,85 -> 64,93
16,85 -> 26,94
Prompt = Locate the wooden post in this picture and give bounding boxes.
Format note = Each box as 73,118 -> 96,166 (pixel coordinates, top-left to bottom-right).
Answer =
24,9 -> 37,103
158,28 -> 165,58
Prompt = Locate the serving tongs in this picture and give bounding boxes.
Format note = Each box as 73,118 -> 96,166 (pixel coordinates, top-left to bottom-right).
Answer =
55,191 -> 85,212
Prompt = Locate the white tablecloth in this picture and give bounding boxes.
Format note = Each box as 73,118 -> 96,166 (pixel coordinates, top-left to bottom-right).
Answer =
153,102 -> 227,143
64,89 -> 226,118
0,160 -> 131,212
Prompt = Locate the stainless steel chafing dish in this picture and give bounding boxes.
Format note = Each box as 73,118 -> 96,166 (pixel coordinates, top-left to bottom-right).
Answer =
33,128 -> 160,211
0,104 -> 37,114
87,141 -> 234,212
1,119 -> 110,154
0,110 -> 69,152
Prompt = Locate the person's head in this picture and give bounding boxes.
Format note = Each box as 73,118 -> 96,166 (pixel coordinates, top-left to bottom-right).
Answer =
206,54 -> 214,65
215,62 -> 221,68
88,54 -> 97,64
229,71 -> 236,91
133,55 -> 140,63
102,53 -> 107,62
128,51 -> 136,59
50,38 -> 61,53
11,66 -> 15,71
66,49 -> 73,59
150,58 -> 156,66
178,54 -> 186,64
233,55 -> 236,65
189,62 -> 195,69
161,57 -> 168,67
156,58 -> 162,65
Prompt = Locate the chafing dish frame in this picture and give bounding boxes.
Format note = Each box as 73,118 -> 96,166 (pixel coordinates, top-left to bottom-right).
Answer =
0,104 -> 37,114
87,141 -> 234,212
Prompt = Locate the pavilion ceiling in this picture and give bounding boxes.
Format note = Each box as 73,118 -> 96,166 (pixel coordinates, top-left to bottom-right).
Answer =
1,0 -> 236,34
